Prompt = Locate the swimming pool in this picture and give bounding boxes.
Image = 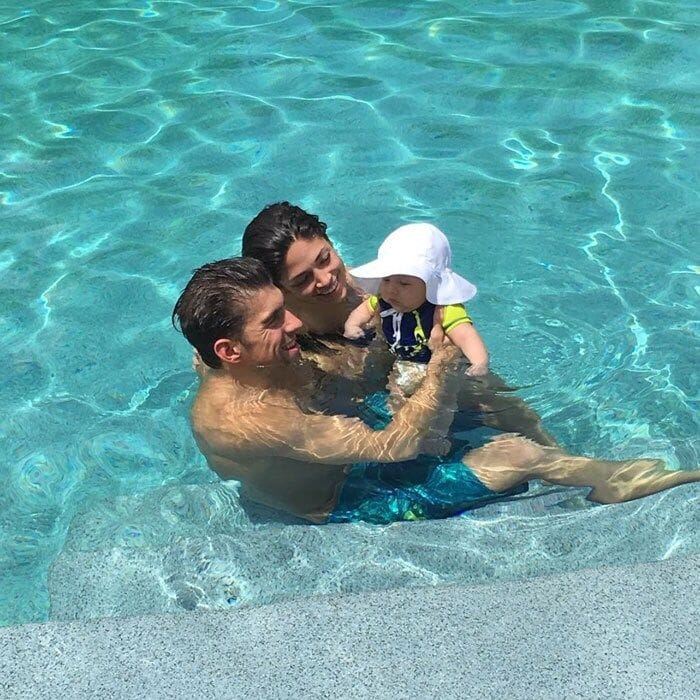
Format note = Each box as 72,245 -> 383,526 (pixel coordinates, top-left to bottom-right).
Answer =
1,1 -> 698,626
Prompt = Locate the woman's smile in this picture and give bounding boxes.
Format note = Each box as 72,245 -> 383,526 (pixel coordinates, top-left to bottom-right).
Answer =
315,276 -> 339,297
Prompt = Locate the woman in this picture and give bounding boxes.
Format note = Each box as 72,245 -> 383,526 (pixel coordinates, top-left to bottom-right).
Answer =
242,202 -> 360,334
242,201 -> 557,446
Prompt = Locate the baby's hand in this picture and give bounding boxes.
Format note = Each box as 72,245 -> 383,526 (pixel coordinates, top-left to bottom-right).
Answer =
466,362 -> 489,377
343,323 -> 366,340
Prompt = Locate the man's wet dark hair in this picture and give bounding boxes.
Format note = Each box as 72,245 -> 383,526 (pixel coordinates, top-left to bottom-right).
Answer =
242,201 -> 329,285
172,257 -> 273,368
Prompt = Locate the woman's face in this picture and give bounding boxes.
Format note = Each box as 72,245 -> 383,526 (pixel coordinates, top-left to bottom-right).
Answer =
281,236 -> 348,303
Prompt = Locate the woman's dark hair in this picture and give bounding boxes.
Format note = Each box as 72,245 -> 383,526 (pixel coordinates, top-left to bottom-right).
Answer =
242,201 -> 329,284
172,257 -> 273,368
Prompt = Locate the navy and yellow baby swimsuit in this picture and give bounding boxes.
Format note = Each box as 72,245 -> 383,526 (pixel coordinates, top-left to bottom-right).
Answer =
368,295 -> 471,362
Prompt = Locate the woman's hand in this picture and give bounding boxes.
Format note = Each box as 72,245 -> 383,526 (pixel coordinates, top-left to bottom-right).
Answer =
192,351 -> 208,379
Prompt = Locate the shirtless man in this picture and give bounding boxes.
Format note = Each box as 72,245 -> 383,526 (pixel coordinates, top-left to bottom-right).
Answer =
172,257 -> 700,524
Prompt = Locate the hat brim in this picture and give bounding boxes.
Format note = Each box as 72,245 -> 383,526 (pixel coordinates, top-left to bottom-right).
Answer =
350,261 -> 477,305
350,258 -> 429,290
425,270 -> 477,305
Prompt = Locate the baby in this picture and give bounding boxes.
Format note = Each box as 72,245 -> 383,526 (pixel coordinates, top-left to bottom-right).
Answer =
344,223 -> 490,377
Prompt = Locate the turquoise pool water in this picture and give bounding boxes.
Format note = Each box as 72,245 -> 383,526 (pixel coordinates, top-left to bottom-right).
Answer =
1,1 -> 698,626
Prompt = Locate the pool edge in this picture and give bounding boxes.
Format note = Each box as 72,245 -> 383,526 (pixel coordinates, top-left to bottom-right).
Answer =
1,555 -> 698,698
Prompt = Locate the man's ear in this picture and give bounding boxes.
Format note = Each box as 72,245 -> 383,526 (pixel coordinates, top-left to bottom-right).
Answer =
213,338 -> 243,365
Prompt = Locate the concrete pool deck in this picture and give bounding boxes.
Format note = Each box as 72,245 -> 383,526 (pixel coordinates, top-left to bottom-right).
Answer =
1,554 -> 698,699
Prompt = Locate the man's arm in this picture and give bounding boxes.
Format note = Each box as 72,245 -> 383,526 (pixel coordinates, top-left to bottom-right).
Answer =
214,345 -> 460,465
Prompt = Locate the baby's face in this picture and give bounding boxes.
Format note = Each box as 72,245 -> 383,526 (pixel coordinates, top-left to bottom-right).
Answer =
379,275 -> 427,312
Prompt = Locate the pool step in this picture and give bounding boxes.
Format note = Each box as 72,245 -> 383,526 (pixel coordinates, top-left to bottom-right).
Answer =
48,482 -> 700,622
60,478 -> 587,556
61,480 -> 254,554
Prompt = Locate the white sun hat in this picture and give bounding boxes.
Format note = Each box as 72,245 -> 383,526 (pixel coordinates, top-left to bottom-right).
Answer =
350,223 -> 477,305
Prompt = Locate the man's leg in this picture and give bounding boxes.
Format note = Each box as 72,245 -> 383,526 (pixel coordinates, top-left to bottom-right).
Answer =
464,433 -> 700,503
458,372 -> 559,447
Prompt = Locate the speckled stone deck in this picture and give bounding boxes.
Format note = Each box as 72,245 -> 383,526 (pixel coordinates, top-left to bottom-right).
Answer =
2,555 -> 698,699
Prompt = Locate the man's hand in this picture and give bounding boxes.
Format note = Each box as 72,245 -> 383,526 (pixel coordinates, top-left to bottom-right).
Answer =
430,306 -> 446,346
428,333 -> 462,372
428,308 -> 460,364
420,434 -> 452,457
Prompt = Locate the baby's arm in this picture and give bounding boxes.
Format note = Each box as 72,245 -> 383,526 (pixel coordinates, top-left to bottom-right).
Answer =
343,298 -> 377,339
447,323 -> 490,376
435,305 -> 489,376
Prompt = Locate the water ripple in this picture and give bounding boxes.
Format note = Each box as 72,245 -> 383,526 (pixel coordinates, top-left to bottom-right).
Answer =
1,0 -> 698,625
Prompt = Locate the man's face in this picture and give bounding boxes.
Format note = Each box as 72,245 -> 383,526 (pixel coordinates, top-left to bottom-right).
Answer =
239,286 -> 303,365
281,236 -> 348,303
378,275 -> 427,312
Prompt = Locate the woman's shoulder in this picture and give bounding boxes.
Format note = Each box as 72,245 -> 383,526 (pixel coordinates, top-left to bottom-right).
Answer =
290,297 -> 362,336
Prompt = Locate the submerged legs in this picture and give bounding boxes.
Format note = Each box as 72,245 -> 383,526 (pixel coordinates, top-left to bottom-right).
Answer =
464,433 -> 700,503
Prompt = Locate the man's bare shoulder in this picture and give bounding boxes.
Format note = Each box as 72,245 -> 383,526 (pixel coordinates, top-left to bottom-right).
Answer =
195,373 -> 285,422
190,372 -> 301,454
192,374 -> 235,423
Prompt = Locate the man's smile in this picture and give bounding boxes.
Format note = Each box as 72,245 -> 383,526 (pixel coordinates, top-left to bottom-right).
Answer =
283,337 -> 300,357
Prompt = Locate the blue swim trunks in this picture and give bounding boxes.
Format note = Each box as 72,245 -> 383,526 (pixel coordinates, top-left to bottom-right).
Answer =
328,393 -> 528,524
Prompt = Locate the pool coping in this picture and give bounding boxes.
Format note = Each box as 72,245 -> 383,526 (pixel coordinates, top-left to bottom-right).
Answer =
2,554 -> 698,699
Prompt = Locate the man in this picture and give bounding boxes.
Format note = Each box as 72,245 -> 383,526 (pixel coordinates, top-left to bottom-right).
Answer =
173,258 -> 699,524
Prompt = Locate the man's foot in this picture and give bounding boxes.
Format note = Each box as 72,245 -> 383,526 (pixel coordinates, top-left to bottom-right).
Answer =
587,459 -> 700,504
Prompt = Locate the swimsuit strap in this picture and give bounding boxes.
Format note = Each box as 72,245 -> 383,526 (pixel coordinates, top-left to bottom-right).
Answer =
379,306 -> 403,351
